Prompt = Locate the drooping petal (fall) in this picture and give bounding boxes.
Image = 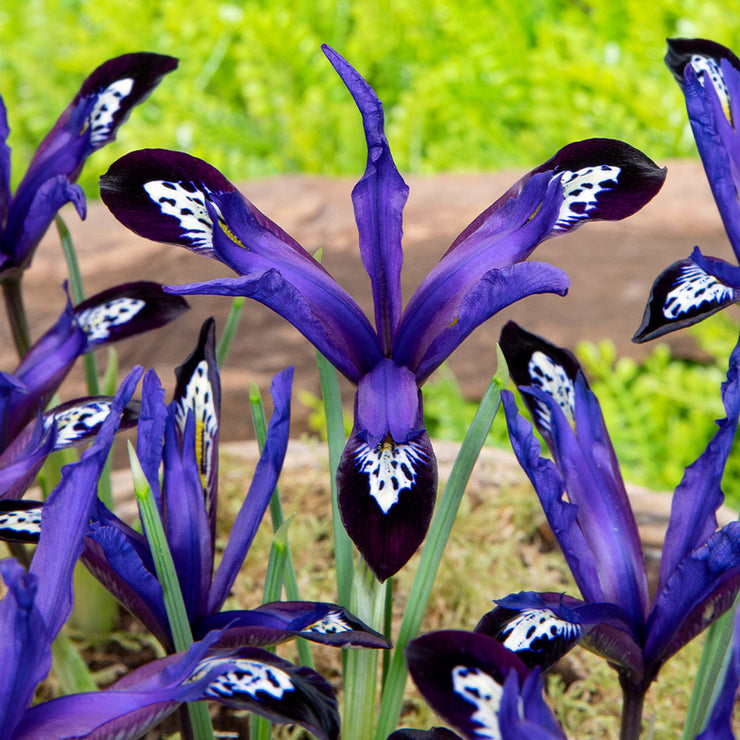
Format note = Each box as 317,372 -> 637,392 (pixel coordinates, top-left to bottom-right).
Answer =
195,601 -> 391,650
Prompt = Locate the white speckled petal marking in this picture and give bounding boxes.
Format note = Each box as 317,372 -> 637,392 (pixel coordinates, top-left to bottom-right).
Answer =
690,54 -> 732,121
355,438 -> 428,514
199,658 -> 294,701
78,297 -> 146,342
527,350 -> 575,432
89,78 -> 135,146
305,612 -> 352,635
663,262 -> 735,319
500,608 -> 581,653
144,180 -> 213,251
52,400 -> 112,448
0,507 -> 42,539
176,359 -> 217,491
452,665 -> 503,740
552,165 -> 621,232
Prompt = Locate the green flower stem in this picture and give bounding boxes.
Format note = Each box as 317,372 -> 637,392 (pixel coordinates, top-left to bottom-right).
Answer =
373,351 -> 508,740
2,273 -> 30,359
682,595 -> 739,739
316,351 -> 353,607
343,560 -> 388,740
128,443 -> 214,740
248,383 -> 314,670
216,297 -> 245,368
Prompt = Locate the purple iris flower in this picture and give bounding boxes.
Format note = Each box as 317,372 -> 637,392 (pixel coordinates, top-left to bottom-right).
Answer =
0,52 -> 177,279
398,629 -> 568,740
81,319 -> 389,657
0,280 -> 187,504
499,321 -> 740,725
0,367 -> 341,740
635,39 -> 740,341
99,45 -> 665,581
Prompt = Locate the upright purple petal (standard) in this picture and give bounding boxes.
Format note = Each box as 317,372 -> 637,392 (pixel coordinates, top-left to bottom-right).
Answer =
323,44 -> 408,353
207,367 -> 292,613
0,560 -> 50,736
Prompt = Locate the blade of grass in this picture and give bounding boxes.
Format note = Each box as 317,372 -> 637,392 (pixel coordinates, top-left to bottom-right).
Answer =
216,297 -> 245,367
250,515 -> 295,740
373,350 -> 508,740
248,382 -> 313,670
316,350 -> 353,607
56,214 -> 100,397
682,595 -> 739,739
128,443 -> 214,740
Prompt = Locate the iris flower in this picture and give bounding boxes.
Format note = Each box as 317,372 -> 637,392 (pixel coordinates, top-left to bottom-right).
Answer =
79,319 -> 389,658
635,38 -> 740,342
499,321 -> 740,734
397,628 -> 567,740
99,45 -> 665,580
0,367 -> 342,740
0,52 -> 177,280
0,280 -> 187,505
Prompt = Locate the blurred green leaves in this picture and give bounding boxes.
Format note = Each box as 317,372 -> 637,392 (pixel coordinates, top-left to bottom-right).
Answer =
3,0 -> 740,198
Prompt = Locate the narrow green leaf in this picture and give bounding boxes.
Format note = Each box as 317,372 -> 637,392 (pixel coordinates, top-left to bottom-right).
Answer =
316,351 -> 353,607
683,595 -> 739,739
51,629 -> 98,694
216,296 -> 246,367
373,350 -> 508,740
56,214 -> 100,396
248,383 -> 314,670
128,442 -> 214,740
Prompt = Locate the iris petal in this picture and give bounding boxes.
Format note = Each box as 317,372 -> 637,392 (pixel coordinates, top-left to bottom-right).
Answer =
633,251 -> 740,342
338,427 -> 436,581
323,45 -> 408,353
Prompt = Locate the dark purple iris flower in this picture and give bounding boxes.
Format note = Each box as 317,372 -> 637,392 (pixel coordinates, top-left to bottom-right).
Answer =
635,39 -> 740,342
80,319 -> 388,656
399,629 -> 568,740
99,45 -> 665,581
0,281 -> 187,504
0,52 -> 177,279
499,321 -> 740,722
0,367 -> 341,740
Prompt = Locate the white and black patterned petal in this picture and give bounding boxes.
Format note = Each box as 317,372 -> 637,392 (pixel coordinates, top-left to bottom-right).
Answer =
0,499 -> 43,543
173,318 -> 220,522
77,53 -> 178,152
476,604 -> 583,671
665,38 -> 740,121
406,631 -> 530,740
337,431 -> 437,581
46,396 -> 139,449
74,281 -> 189,349
100,149 -> 238,258
633,258 -> 739,342
499,321 -> 581,437
531,139 -> 665,236
551,164 -> 621,233
194,648 -> 339,740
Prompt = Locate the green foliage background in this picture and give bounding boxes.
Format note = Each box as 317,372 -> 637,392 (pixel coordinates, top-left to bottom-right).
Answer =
2,0 -> 740,197
5,1 -> 740,505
